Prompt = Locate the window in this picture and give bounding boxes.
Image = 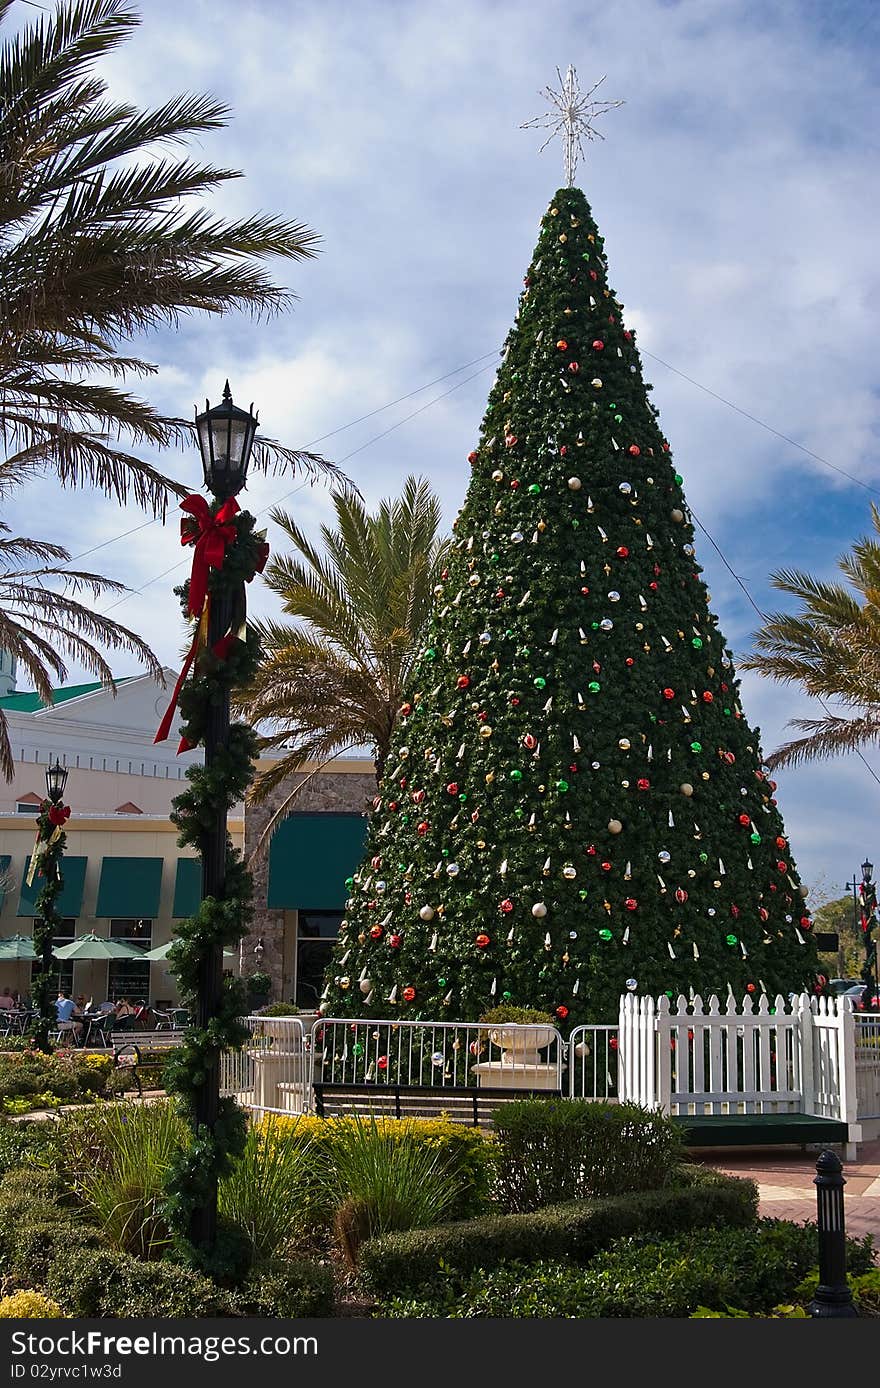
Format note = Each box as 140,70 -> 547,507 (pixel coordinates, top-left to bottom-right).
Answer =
107,919 -> 151,1003
15,795 -> 42,815
30,919 -> 75,995
295,910 -> 342,1010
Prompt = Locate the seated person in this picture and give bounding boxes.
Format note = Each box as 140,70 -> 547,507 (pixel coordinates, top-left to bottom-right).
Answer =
97,998 -> 116,1014
0,987 -> 15,1011
55,990 -> 82,1039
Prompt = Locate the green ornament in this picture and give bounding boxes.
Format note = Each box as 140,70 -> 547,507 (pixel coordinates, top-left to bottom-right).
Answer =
534,676 -> 547,688
750,832 -> 761,845
598,928 -> 612,942
556,779 -> 569,793
425,648 -> 436,661
510,769 -> 523,782
515,807 -> 525,818
442,848 -> 450,857
438,978 -> 446,988
528,483 -> 541,495
588,681 -> 601,694
591,621 -> 599,630
579,889 -> 588,900
692,637 -> 703,649
674,473 -> 683,485
725,934 -> 738,946
352,1043 -> 364,1057
490,553 -> 499,564
614,413 -> 623,424
690,741 -> 702,753
723,708 -> 731,717
502,991 -> 512,1001
458,793 -> 467,803
344,877 -> 354,889
401,814 -> 410,824
699,852 -> 708,863
665,989 -> 674,999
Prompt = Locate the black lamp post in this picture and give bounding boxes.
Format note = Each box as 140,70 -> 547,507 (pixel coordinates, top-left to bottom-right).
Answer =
41,760 -> 69,999
858,859 -> 878,1011
191,382 -> 258,1249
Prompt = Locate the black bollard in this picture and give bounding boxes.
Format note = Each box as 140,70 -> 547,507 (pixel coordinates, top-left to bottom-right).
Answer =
809,1149 -> 859,1317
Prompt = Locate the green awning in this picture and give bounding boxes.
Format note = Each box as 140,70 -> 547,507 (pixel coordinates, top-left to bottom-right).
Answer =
172,857 -> 202,919
267,813 -> 368,911
17,856 -> 87,918
95,857 -> 163,919
0,855 -> 11,908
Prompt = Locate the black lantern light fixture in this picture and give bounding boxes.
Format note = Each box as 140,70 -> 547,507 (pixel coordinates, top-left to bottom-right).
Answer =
45,759 -> 68,803
195,380 -> 259,500
253,936 -> 265,967
862,859 -> 874,885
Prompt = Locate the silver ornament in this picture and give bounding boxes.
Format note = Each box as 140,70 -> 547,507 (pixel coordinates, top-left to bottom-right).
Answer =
618,482 -> 632,496
625,977 -> 638,991
608,590 -> 620,602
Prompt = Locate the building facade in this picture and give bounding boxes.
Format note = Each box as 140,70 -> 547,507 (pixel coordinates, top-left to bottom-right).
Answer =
0,671 -> 374,1009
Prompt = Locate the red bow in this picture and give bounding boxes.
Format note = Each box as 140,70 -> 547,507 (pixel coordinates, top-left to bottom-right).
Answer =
47,803 -> 70,828
181,494 -> 240,619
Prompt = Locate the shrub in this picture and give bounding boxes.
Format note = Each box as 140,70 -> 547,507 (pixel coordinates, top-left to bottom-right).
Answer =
379,1219 -> 874,1318
791,1266 -> 880,1317
231,1259 -> 335,1317
218,1119 -> 317,1264
70,1100 -> 187,1257
0,1118 -> 60,1177
260,1003 -> 301,1017
45,1246 -> 231,1318
359,1167 -> 757,1295
478,1005 -> 556,1026
316,1116 -> 461,1268
492,1098 -> 683,1211
267,1114 -> 494,1220
0,1290 -> 64,1318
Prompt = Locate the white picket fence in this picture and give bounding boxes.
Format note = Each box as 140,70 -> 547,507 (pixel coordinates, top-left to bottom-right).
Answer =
618,992 -> 861,1136
220,995 -> 880,1143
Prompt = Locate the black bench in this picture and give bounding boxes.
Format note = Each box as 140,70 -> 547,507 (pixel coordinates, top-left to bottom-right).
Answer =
312,1082 -> 562,1127
111,1030 -> 185,1096
673,1112 -> 849,1149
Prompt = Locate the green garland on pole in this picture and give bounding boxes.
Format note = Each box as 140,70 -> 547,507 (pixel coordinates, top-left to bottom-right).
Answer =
162,504 -> 265,1278
31,803 -> 69,1052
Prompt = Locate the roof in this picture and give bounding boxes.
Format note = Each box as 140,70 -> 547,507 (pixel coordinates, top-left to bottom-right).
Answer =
0,677 -> 135,713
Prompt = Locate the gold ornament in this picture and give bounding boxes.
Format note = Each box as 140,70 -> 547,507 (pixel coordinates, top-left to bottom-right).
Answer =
479,725 -> 493,738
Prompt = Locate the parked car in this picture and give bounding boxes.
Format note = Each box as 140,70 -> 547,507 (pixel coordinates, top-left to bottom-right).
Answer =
828,978 -> 871,1010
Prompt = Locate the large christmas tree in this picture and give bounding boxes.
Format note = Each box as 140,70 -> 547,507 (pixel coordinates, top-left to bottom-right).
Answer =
322,184 -> 820,1025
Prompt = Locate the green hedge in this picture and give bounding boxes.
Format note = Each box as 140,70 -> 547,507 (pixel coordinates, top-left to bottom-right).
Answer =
492,1098 -> 684,1211
379,1220 -> 877,1318
359,1166 -> 757,1295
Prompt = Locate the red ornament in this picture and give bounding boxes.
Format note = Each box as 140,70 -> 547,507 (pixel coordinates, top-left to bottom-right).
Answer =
589,270 -> 598,281
556,339 -> 568,350
402,986 -> 416,1002
628,445 -> 640,457
625,898 -> 638,911
499,899 -> 514,914
746,983 -> 756,994
370,925 -> 383,940
417,821 -> 429,836
800,916 -> 812,930
738,814 -> 750,826
581,586 -> 590,595
721,682 -> 729,693
467,451 -> 478,464
623,330 -> 632,341
759,907 -> 769,921
609,1036 -> 619,1050
663,687 -> 675,700
388,801 -> 399,812
389,934 -> 402,949
412,789 -> 426,804
504,433 -> 518,448
475,933 -> 491,948
522,733 -> 538,750
371,855 -> 382,869
775,836 -> 787,849
399,702 -> 412,716
586,845 -> 597,855
555,1005 -> 569,1020
637,778 -> 650,791
560,446 -> 568,456
702,691 -> 714,703
457,675 -> 470,689
568,361 -> 580,374
510,479 -> 520,490
674,888 -> 688,904
723,752 -> 736,765
377,1055 -> 389,1070
477,710 -> 488,721
625,657 -> 634,667
730,904 -> 740,919
768,780 -> 778,791
446,782 -> 459,796
616,546 -> 629,558
649,581 -> 658,591
510,696 -> 521,706
777,861 -> 788,873
601,861 -> 612,872
399,777 -> 407,788
47,803 -> 70,827
592,339 -> 604,351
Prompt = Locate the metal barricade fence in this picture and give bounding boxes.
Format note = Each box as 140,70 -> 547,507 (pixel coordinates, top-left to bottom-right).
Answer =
313,1017 -> 564,1091
220,1014 -> 309,1117
854,1012 -> 880,1120
566,1024 -> 619,1100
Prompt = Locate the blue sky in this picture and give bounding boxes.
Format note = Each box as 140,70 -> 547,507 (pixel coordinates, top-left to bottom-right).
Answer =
5,0 -> 880,899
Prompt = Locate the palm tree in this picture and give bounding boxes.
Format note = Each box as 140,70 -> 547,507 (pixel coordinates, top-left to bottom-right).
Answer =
0,522 -> 161,774
741,502 -> 880,769
238,476 -> 449,855
0,0 -> 344,511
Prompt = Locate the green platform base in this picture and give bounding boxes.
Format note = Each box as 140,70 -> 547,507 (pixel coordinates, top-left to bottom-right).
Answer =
673,1112 -> 848,1147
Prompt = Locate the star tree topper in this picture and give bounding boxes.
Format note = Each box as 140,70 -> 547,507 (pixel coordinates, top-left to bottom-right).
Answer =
522,66 -> 624,186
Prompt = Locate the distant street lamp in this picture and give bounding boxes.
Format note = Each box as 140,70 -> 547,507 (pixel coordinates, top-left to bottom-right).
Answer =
45,759 -> 69,804
32,759 -> 71,1048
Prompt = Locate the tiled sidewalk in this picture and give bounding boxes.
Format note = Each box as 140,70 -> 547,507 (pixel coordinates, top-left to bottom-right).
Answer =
696,1138 -> 880,1242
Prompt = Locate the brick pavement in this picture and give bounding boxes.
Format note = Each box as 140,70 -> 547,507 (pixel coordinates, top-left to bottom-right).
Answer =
696,1138 -> 880,1243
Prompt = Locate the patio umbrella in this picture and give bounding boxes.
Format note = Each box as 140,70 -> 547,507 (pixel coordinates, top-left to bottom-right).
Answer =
53,933 -> 147,961
142,940 -> 236,962
0,934 -> 37,960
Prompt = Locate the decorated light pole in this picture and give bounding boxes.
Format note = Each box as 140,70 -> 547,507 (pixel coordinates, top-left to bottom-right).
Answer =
156,382 -> 268,1268
857,859 -> 878,1010
30,760 -> 70,1050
